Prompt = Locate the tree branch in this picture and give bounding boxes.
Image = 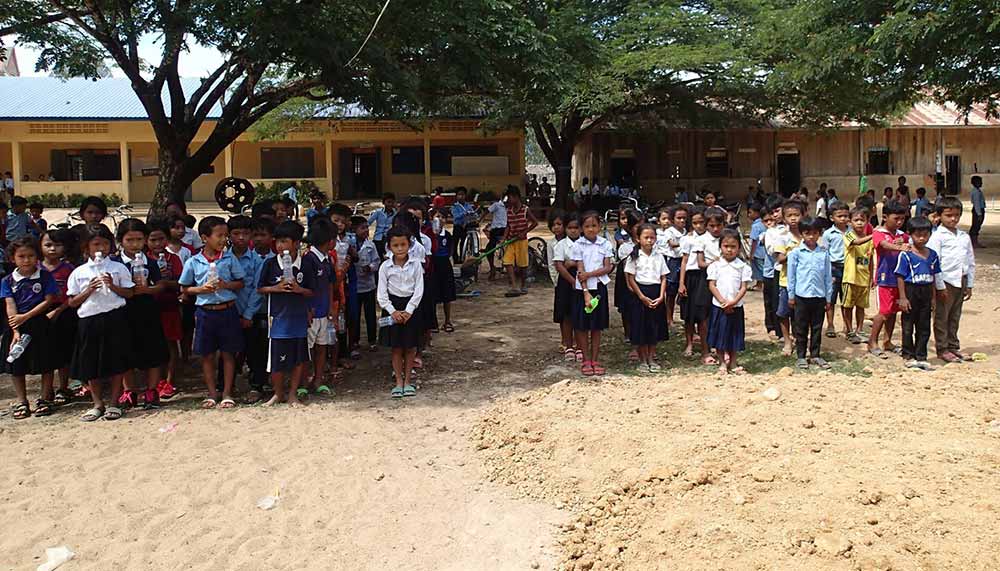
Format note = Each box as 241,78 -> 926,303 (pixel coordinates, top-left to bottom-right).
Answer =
0,10 -> 88,36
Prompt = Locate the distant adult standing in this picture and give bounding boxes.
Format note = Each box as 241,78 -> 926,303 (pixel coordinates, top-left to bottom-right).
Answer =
281,182 -> 299,219
2,172 -> 13,201
538,177 -> 552,207
970,175 -> 986,248
431,187 -> 447,211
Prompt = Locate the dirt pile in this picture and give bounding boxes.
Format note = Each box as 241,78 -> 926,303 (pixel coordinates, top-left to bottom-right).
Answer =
475,364 -> 1000,570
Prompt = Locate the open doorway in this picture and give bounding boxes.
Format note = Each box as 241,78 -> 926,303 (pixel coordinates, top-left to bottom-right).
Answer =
777,152 -> 800,197
610,157 -> 637,188
945,155 -> 961,196
339,148 -> 381,198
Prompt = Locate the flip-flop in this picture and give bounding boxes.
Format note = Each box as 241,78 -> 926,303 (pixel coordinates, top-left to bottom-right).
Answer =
564,348 -> 576,362
592,362 -> 606,376
80,407 -> 104,422
443,323 -> 455,333
939,352 -> 962,363
868,348 -> 889,360
810,357 -> 832,369
316,385 -> 333,396
504,290 -> 522,298
53,389 -> 72,406
731,366 -> 747,375
825,330 -> 837,338
103,406 -> 124,421
245,389 -> 263,404
574,349 -> 584,362
33,399 -> 55,417
403,384 -> 417,397
702,356 -> 719,366
219,398 -> 237,409
581,362 -> 595,376
201,398 -> 218,409
12,401 -> 30,420
390,387 -> 404,399
296,388 -> 309,398
953,351 -> 974,362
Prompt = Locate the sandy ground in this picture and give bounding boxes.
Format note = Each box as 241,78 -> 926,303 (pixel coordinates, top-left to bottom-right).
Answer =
2,212 -> 1000,570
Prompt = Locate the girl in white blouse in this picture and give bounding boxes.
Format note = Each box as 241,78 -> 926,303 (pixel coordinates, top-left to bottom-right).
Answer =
625,224 -> 669,372
377,227 -> 424,398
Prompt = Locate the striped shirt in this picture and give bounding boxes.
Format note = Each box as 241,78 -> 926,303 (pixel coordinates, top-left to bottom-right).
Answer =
506,205 -> 529,238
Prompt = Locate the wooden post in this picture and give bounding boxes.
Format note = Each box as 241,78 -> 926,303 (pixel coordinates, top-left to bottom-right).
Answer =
423,131 -> 432,194
11,141 -> 21,194
119,140 -> 129,201
325,139 -> 334,199
224,144 -> 233,178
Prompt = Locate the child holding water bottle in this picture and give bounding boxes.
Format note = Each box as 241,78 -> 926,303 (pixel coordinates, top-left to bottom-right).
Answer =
377,226 -> 424,398
178,216 -> 246,409
112,218 -> 169,410
1,236 -> 59,419
67,224 -> 135,421
258,220 -> 316,407
303,218 -> 337,396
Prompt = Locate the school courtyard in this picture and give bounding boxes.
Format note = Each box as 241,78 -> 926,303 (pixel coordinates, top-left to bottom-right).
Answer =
0,206 -> 998,570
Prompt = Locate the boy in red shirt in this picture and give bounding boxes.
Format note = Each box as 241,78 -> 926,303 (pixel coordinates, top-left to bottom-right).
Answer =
868,201 -> 910,358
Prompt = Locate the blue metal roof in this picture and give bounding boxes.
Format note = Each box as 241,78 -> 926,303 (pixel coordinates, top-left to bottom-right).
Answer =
0,76 -> 224,120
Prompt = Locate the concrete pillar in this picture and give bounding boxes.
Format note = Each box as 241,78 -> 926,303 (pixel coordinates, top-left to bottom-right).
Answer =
423,131 -> 432,194
224,144 -> 233,178
119,140 -> 130,201
325,139 -> 334,199
11,141 -> 21,194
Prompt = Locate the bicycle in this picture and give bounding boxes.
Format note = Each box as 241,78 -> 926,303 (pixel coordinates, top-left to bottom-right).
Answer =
526,236 -> 549,284
351,202 -> 372,216
106,204 -> 135,231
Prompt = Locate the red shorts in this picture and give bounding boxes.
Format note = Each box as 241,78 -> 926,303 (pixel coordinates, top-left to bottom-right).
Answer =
160,307 -> 183,341
876,286 -> 900,315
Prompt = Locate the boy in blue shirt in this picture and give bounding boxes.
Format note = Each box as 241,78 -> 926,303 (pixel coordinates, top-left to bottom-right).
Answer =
6,196 -> 36,243
820,200 -> 850,338
787,216 -> 833,370
748,203 -> 766,288
258,220 -> 316,407
179,216 -> 246,408
896,217 -> 941,370
303,218 -> 337,396
227,215 -> 267,403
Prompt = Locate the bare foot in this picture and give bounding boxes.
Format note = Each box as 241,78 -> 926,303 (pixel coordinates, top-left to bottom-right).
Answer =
781,344 -> 792,357
287,397 -> 304,408
718,364 -> 729,375
262,394 -> 283,407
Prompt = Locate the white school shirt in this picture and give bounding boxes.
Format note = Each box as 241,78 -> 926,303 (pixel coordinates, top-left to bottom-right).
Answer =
376,257 -> 424,314
569,235 -> 613,290
552,236 -> 576,284
681,231 -> 707,271
699,233 -> 722,265
617,240 -> 634,261
66,256 -> 135,318
654,228 -> 671,256
625,249 -> 669,285
764,224 -> 790,272
662,226 -> 685,258
546,237 -> 559,284
707,258 -> 752,308
927,225 -> 976,290
182,227 -> 204,250
815,197 -> 827,218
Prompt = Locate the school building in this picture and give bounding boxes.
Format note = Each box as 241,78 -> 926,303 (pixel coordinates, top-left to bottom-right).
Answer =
574,101 -> 1000,201
0,77 -> 525,203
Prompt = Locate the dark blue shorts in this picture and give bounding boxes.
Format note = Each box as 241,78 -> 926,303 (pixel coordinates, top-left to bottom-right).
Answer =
777,287 -> 791,318
267,337 -> 310,373
193,305 -> 244,356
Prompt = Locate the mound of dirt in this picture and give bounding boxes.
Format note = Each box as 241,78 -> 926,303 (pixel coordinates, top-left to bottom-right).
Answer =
474,364 -> 1000,570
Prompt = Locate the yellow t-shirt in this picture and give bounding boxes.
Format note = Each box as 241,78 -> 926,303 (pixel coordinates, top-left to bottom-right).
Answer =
775,235 -> 802,287
842,230 -> 874,286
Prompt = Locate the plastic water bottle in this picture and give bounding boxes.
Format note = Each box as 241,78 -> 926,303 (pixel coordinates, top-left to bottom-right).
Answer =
157,253 -> 168,275
335,239 -> 349,270
432,217 -> 442,234
206,262 -> 219,286
281,250 -> 294,282
337,312 -> 346,331
327,318 -> 337,339
132,259 -> 148,287
6,334 -> 31,363
93,252 -> 107,292
378,316 -> 395,328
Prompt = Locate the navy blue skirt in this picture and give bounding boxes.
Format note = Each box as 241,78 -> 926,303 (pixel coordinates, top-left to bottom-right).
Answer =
380,294 -> 421,349
666,257 -> 682,294
706,305 -> 746,352
552,273 -> 576,323
681,269 -> 711,325
572,283 -> 610,331
613,262 -> 633,315
629,283 -> 668,346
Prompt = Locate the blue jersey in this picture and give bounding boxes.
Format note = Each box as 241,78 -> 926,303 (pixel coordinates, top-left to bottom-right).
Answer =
303,248 -> 334,318
259,253 -> 318,339
894,249 -> 940,285
0,268 -> 57,314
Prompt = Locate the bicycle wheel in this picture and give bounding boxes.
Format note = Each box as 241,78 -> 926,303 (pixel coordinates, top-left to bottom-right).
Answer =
527,243 -> 548,284
740,233 -> 752,260
528,237 -> 548,268
464,228 -> 481,259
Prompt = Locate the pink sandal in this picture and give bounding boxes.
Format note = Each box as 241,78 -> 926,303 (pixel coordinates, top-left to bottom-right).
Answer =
581,361 -> 595,376
564,348 -> 576,362
574,349 -> 584,362
592,362 -> 607,376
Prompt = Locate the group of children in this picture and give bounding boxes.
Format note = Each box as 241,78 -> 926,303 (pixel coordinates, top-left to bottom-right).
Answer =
4,193 -> 466,421
549,189 -> 977,376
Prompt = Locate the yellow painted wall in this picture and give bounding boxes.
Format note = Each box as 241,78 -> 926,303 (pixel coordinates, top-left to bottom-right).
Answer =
0,142 -> 10,174
232,140 -> 328,179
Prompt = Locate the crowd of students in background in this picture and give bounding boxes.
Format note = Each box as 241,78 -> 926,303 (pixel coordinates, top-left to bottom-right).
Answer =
549,179 -> 978,376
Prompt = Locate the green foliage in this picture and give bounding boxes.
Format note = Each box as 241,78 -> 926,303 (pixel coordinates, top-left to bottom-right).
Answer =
253,181 -> 322,204
31,193 -> 123,208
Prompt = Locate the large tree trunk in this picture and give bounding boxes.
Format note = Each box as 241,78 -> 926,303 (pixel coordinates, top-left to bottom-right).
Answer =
531,119 -> 581,210
152,145 -> 205,214
552,148 -> 574,210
